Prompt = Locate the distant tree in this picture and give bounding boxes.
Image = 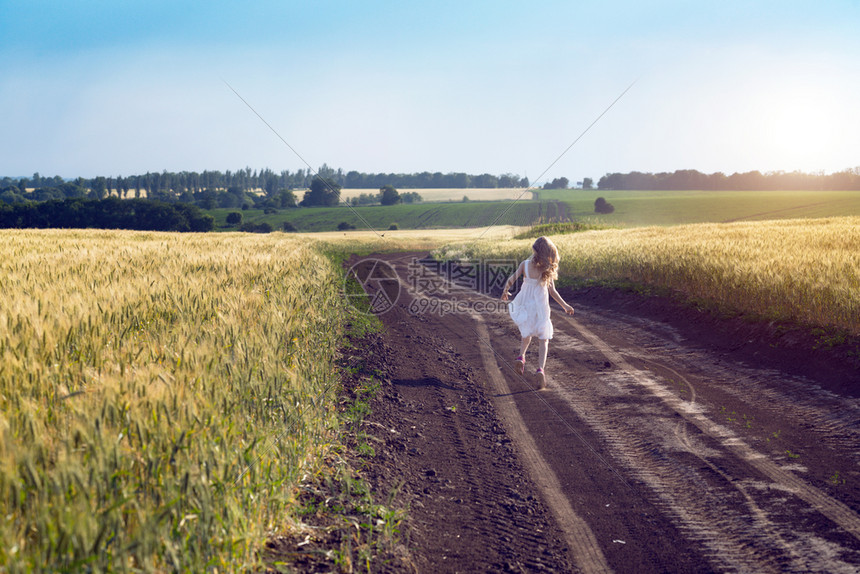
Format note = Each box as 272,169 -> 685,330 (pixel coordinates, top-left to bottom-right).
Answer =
582,177 -> 594,190
282,220 -> 297,232
0,186 -> 25,204
498,173 -> 521,188
543,177 -> 569,190
401,191 -> 422,204
378,184 -> 401,206
451,173 -> 469,187
90,177 -> 108,200
194,189 -> 217,209
277,189 -> 297,208
59,182 -> 87,198
337,221 -> 356,231
301,176 -> 341,207
472,173 -> 499,188
217,190 -> 241,208
30,187 -> 63,202
350,192 -> 378,206
226,211 -> 243,226
594,197 -> 615,214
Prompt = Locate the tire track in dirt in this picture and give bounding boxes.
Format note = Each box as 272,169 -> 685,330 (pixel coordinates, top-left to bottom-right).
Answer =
538,331 -> 801,572
561,313 -> 860,542
471,312 -> 613,574
503,309 -> 855,570
347,252 -> 577,572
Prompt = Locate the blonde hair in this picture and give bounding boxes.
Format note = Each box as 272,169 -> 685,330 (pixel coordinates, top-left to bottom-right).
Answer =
531,236 -> 559,284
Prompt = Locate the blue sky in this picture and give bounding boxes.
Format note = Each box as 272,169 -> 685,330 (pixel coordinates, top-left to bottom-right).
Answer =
2,1 -> 859,184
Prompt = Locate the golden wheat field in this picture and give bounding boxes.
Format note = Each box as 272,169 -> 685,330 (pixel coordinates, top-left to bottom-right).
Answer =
0,230 -> 354,571
438,217 -> 860,336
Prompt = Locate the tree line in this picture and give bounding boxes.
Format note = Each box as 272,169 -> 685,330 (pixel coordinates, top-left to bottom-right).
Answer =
597,168 -> 860,191
340,170 -> 529,189
0,198 -> 215,232
0,165 -> 530,203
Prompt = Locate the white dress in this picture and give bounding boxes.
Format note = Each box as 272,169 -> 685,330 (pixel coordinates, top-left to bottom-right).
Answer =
508,259 -> 553,340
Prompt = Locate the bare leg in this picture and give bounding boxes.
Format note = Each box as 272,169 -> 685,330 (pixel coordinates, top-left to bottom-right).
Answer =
516,336 -> 531,374
536,338 -> 548,389
537,339 -> 548,370
519,336 -> 532,358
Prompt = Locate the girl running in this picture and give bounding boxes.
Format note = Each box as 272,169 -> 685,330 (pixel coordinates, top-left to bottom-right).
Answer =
500,236 -> 574,389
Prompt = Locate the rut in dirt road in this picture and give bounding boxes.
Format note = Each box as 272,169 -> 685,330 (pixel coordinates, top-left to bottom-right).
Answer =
358,253 -> 860,573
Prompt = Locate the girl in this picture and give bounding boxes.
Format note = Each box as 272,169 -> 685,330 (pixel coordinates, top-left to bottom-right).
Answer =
500,236 -> 574,389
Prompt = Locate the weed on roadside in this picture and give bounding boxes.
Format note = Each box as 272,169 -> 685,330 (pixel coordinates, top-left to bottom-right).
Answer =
263,327 -> 412,573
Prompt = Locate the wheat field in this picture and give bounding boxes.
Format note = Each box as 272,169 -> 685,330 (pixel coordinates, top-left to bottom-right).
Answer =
0,230 -> 352,571
437,217 -> 860,336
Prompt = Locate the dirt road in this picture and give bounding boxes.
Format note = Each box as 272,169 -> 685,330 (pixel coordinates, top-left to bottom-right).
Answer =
347,252 -> 860,573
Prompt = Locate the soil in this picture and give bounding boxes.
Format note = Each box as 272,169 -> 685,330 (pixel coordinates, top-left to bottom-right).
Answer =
276,251 -> 860,573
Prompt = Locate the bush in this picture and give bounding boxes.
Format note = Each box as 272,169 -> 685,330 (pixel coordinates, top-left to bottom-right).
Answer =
388,223 -> 398,230
594,197 -> 615,214
226,212 -> 243,226
337,221 -> 356,231
282,221 -> 297,232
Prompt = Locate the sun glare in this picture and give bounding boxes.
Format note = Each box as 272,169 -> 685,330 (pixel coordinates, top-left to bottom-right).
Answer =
753,83 -> 842,172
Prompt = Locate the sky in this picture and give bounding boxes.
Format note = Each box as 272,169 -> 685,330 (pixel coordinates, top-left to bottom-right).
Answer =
1,0 -> 859,185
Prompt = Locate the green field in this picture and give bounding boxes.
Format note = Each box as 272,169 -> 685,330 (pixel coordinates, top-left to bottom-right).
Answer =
209,189 -> 860,232
210,199 -> 566,232
536,189 -> 860,226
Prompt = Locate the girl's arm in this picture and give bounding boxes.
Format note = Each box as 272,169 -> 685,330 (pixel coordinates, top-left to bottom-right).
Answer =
500,261 -> 525,301
548,279 -> 575,315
